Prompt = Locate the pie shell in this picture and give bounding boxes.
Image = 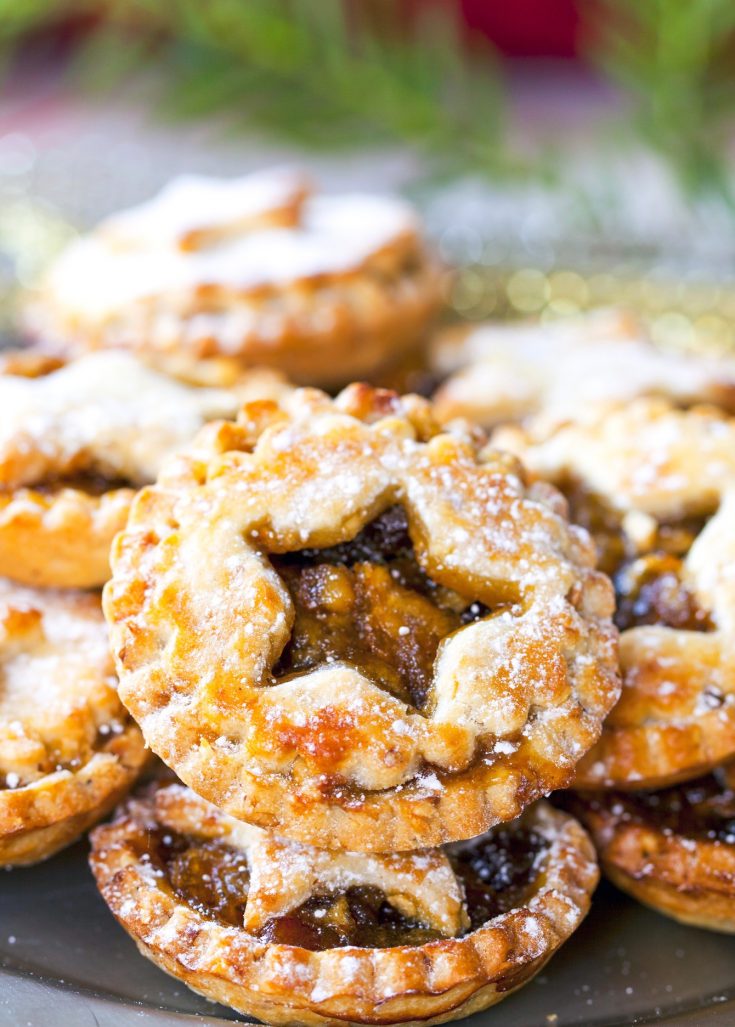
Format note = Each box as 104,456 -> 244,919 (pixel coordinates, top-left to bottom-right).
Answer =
0,349 -> 130,586
573,630 -> 735,791
89,793 -> 598,1027
572,787 -> 735,933
0,348 -> 284,589
0,581 -> 148,865
0,485 -> 134,589
0,723 -> 146,866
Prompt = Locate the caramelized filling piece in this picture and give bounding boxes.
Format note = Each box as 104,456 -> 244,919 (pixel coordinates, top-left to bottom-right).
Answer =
272,507 -> 487,709
258,887 -> 441,950
565,483 -> 713,633
602,773 -> 735,843
149,822 -> 548,949
167,839 -> 251,926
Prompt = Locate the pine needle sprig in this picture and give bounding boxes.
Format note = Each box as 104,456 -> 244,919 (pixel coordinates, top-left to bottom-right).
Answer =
1,0 -> 735,200
588,0 -> 735,203
77,0 -> 508,179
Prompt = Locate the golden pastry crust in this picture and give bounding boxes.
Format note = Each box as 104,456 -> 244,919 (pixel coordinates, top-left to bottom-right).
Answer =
0,581 -> 147,866
0,485 -> 134,591
0,350 -> 265,588
571,768 -> 735,932
30,171 -> 442,388
104,384 -> 619,851
90,786 -> 598,1027
493,398 -> 735,790
432,309 -> 735,428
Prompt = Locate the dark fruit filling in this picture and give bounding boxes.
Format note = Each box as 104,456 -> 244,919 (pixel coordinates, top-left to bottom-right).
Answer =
145,821 -> 548,949
613,554 -> 713,632
611,772 -> 735,843
272,506 -> 488,709
565,483 -> 713,633
31,472 -> 134,497
257,886 -> 441,949
451,827 -> 549,931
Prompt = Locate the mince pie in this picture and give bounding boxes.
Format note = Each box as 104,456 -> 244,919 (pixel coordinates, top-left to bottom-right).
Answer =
90,784 -> 598,1026
103,384 -> 619,851
0,580 -> 146,866
572,765 -> 735,932
432,309 -> 735,429
493,398 -> 735,790
30,169 -> 442,388
0,349 -> 266,588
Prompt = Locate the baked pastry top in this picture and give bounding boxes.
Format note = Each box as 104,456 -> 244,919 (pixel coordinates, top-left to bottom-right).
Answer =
104,384 -> 619,851
493,398 -> 735,789
0,580 -> 146,865
90,784 -> 597,1027
572,765 -> 735,932
31,169 -> 442,388
0,350 -> 254,588
432,309 -> 735,428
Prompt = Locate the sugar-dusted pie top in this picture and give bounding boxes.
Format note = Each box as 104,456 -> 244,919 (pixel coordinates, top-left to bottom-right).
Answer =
493,397 -> 735,522
432,309 -> 735,428
0,351 -> 245,489
46,171 -> 422,322
104,384 -> 619,849
494,399 -> 735,789
99,168 -> 310,251
0,580 -> 124,789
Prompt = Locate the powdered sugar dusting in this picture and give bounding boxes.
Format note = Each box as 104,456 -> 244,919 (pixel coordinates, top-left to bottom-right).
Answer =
49,179 -> 417,319
0,352 -> 241,488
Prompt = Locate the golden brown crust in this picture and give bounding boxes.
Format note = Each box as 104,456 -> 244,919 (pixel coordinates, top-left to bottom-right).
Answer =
0,582 -> 147,865
574,630 -> 735,790
0,349 -> 265,588
431,309 -> 735,429
0,485 -> 134,589
104,384 -> 619,851
90,789 -> 598,1027
493,399 -> 735,791
30,173 -> 442,389
571,775 -> 735,933
0,725 -> 146,865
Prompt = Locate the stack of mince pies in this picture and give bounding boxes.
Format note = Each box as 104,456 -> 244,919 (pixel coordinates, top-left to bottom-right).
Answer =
94,381 -> 615,1025
8,166 -> 735,1025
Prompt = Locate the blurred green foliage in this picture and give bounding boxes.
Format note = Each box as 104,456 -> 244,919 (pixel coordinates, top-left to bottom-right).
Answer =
593,0 -> 735,203
1,0 -> 735,198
